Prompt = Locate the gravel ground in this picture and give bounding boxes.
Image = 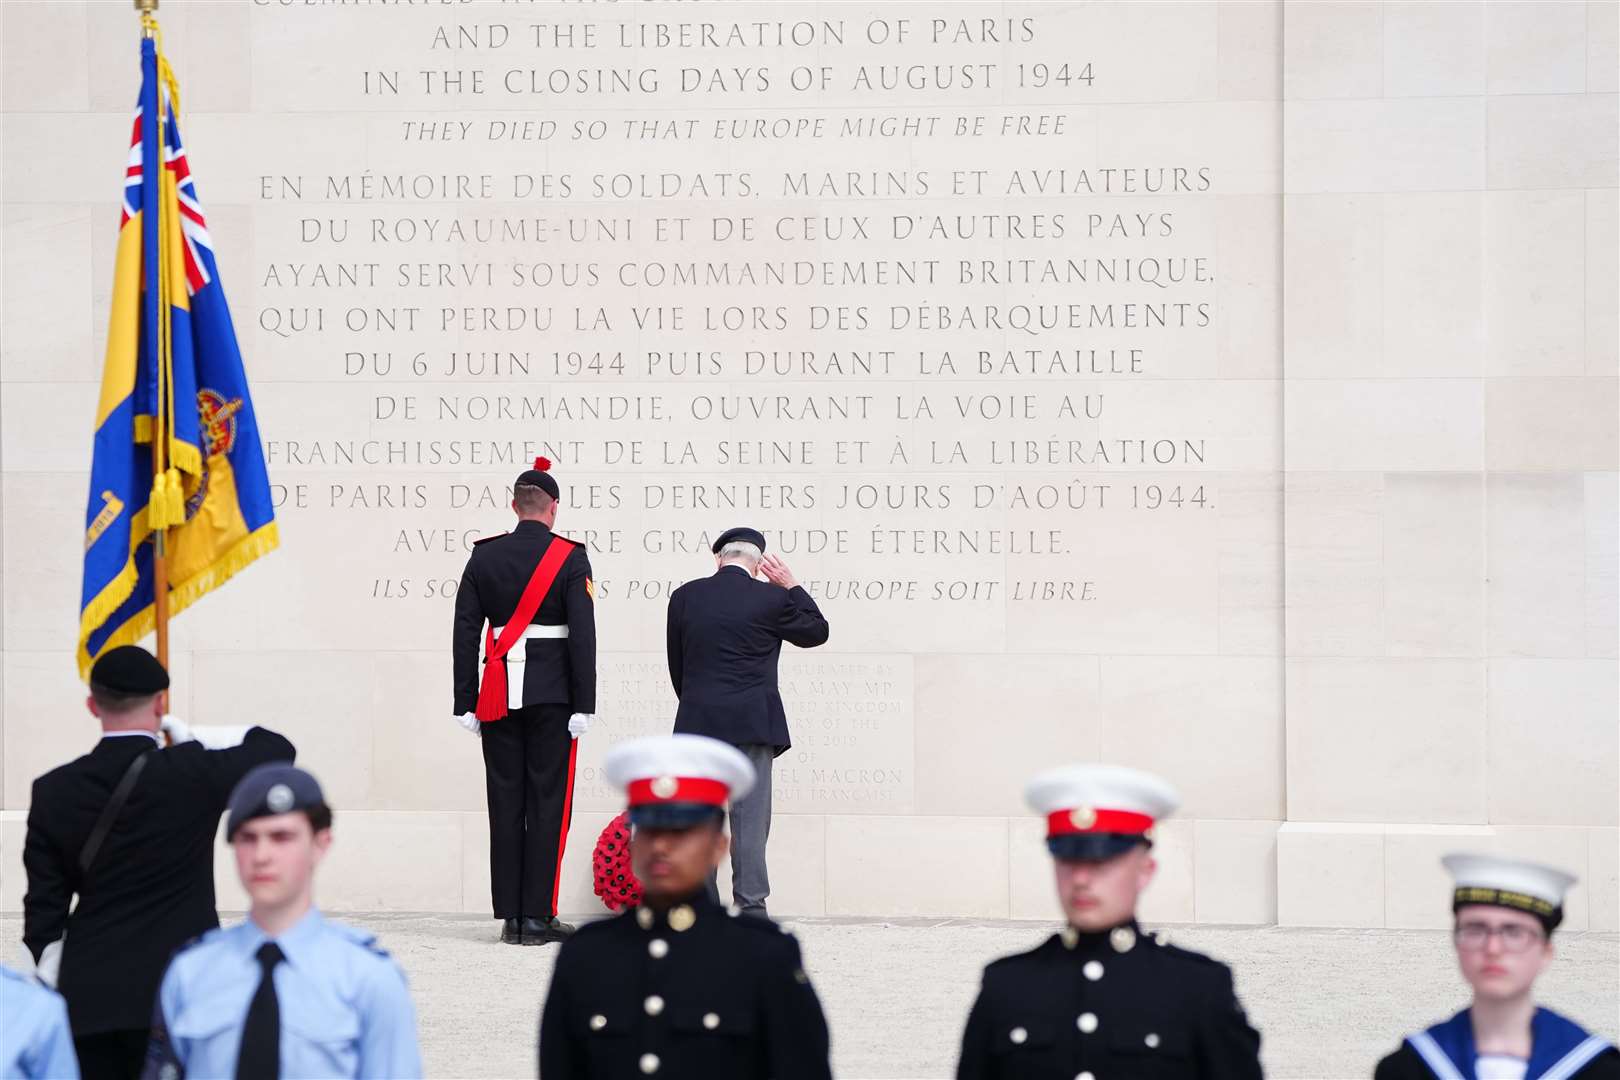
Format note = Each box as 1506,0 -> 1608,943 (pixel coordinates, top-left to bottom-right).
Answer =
6,914 -> 1615,1079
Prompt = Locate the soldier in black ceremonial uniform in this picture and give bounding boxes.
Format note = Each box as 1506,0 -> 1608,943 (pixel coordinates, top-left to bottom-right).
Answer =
539,734 -> 832,1080
22,645 -> 295,1080
452,456 -> 597,946
957,764 -> 1263,1080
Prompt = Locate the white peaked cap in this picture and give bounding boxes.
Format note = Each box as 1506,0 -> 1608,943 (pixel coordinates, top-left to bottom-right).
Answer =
603,734 -> 756,804
1443,852 -> 1577,911
1024,764 -> 1181,824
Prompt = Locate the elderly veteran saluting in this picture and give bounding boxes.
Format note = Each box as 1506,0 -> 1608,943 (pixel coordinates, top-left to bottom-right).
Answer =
143,764 -> 421,1080
452,456 -> 597,946
957,764 -> 1263,1080
539,734 -> 833,1080
1374,854 -> 1617,1080
665,527 -> 829,917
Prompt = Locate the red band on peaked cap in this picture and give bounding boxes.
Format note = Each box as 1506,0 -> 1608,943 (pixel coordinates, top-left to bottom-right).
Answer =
1046,808 -> 1155,838
534,456 -> 552,471
627,777 -> 730,808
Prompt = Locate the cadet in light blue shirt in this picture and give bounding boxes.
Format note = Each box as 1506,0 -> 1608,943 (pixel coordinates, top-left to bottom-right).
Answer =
142,765 -> 421,1080
1,965 -> 79,1079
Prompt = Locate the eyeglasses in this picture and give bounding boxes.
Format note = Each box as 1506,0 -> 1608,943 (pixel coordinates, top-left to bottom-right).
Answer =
1454,923 -> 1545,952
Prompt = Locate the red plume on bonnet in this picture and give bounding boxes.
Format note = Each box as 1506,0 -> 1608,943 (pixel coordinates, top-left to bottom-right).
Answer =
533,456 -> 552,471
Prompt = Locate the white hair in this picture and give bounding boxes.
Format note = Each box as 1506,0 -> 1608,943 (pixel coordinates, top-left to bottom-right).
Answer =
717,540 -> 763,567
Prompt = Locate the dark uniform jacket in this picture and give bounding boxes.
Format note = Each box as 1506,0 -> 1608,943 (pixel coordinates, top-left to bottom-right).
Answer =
1374,1007 -> 1619,1079
539,893 -> 832,1080
957,920 -> 1263,1080
22,727 -> 295,1035
452,520 -> 597,715
666,565 -> 829,753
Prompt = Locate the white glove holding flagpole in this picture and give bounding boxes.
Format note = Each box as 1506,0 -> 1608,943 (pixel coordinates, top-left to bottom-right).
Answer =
36,940 -> 63,988
568,713 -> 593,739
161,715 -> 252,749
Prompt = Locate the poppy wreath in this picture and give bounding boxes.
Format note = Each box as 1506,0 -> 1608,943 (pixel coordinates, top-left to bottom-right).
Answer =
592,811 -> 643,911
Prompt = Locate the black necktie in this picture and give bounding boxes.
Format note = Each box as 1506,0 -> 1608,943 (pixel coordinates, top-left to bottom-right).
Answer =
236,942 -> 284,1080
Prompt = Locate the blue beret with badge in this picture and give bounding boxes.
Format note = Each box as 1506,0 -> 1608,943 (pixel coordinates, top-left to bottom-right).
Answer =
225,763 -> 326,841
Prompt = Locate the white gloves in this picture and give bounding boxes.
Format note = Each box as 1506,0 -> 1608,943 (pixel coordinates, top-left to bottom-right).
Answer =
37,939 -> 62,988
454,712 -> 588,736
160,716 -> 252,749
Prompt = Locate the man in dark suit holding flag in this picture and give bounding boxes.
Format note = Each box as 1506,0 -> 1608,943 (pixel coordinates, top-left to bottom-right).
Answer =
452,457 -> 597,946
22,646 -> 294,1080
666,528 -> 830,917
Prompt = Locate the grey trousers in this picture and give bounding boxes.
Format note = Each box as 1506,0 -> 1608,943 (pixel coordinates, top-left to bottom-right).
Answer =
710,742 -> 775,915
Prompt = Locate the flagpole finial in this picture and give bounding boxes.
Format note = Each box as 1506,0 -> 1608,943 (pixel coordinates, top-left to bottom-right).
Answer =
134,0 -> 158,11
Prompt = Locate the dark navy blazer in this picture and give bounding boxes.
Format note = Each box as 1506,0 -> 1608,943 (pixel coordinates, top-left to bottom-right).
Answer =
666,566 -> 829,754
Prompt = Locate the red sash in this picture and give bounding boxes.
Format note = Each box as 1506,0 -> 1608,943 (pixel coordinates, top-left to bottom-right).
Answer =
475,538 -> 576,722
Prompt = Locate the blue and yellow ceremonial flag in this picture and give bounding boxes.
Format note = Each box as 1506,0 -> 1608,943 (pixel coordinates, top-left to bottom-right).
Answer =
78,34 -> 277,675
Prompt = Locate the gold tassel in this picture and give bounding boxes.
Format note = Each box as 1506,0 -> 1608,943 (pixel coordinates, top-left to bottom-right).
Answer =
148,470 -> 186,529
163,466 -> 187,523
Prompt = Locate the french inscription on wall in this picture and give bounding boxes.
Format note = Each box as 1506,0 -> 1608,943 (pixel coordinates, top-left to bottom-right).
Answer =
237,4 -> 1257,802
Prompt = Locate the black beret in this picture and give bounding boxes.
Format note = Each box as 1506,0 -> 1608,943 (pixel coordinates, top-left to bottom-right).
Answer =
226,764 -> 326,841
515,455 -> 560,500
88,645 -> 169,695
711,527 -> 766,554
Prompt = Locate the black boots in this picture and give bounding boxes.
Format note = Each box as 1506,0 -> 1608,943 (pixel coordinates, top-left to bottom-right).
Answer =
521,916 -> 577,946
500,916 -> 576,945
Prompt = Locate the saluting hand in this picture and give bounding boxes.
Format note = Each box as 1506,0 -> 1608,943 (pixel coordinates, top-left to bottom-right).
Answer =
759,554 -> 798,590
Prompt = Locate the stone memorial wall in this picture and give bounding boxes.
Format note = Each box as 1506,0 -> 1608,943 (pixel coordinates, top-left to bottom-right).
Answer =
1,0 -> 1614,928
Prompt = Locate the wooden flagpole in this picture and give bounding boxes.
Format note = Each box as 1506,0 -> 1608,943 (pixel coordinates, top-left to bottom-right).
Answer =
138,0 -> 170,684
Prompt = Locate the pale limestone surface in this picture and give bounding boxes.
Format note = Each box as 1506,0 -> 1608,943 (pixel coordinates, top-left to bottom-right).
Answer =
4,913 -> 1611,1080
1,0 -> 1616,929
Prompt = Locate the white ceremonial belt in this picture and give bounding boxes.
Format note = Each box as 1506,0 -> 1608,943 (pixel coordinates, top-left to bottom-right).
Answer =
489,624 -> 570,709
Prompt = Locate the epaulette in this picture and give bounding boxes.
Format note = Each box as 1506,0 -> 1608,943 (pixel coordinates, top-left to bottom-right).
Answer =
472,532 -> 508,546
170,927 -> 221,960
329,921 -> 393,960
725,908 -> 791,936
1153,935 -> 1228,969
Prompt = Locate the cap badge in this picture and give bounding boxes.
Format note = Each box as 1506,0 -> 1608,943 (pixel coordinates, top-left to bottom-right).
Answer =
668,905 -> 696,932
1069,805 -> 1097,829
266,783 -> 295,814
650,776 -> 679,800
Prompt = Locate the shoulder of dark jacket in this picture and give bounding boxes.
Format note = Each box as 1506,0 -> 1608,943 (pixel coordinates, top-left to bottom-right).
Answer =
982,934 -> 1063,977
472,531 -> 509,547
725,915 -> 804,964
570,912 -> 631,944
1152,937 -> 1234,975
1372,1043 -> 1422,1079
